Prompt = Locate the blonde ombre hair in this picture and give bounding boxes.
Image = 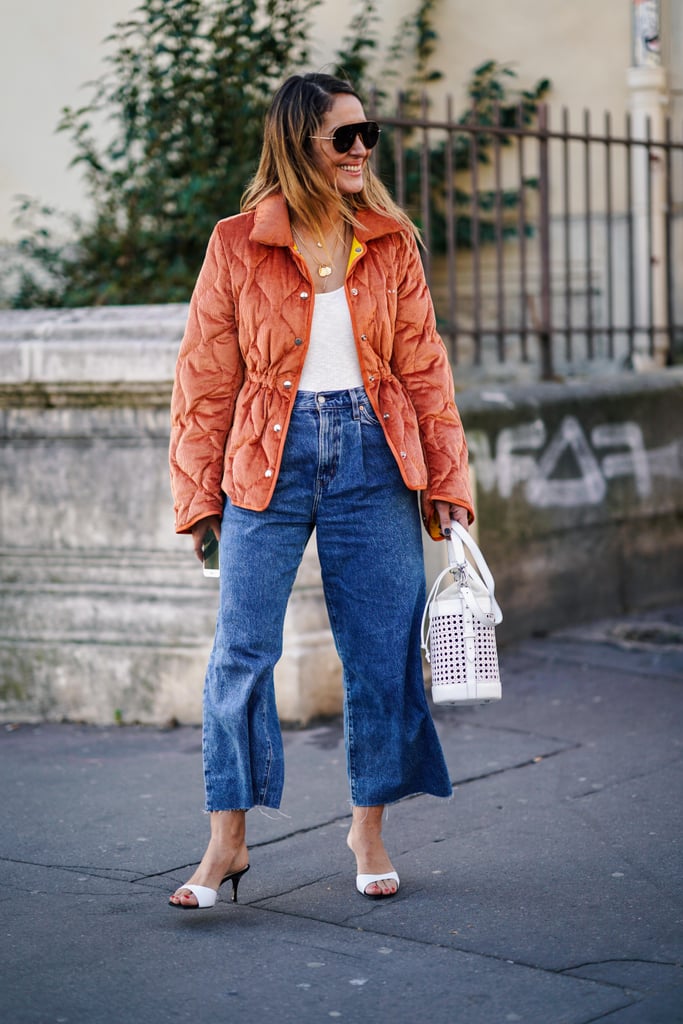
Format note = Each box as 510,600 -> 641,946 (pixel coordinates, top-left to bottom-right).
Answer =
241,73 -> 416,240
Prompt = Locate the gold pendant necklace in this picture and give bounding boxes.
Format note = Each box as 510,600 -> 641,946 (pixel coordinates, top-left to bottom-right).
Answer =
292,230 -> 333,278
292,227 -> 346,284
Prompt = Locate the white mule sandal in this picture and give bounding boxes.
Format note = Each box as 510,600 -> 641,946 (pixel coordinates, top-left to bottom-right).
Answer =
172,883 -> 220,909
169,865 -> 250,910
355,871 -> 400,898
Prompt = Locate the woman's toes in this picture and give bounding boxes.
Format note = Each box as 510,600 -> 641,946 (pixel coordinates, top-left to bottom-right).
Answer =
365,877 -> 397,896
170,887 -> 197,907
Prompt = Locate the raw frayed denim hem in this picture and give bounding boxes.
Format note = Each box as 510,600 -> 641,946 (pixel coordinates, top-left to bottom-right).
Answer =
204,804 -> 281,813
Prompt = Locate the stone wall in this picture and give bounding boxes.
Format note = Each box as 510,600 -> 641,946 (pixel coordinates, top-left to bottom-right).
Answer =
0,307 -> 205,724
1,306 -> 682,725
458,374 -> 683,642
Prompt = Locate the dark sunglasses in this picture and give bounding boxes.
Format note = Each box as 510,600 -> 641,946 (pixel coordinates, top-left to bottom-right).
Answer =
310,120 -> 381,154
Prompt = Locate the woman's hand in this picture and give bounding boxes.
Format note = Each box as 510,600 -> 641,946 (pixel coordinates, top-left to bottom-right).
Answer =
190,515 -> 222,563
433,500 -> 469,538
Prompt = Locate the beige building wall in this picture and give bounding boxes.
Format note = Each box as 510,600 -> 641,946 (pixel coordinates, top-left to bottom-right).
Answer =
0,0 -> 135,240
1,0 -> 679,241
322,0 -> 633,125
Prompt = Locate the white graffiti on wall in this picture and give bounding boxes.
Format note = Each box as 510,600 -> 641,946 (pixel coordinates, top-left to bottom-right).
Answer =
468,416 -> 682,508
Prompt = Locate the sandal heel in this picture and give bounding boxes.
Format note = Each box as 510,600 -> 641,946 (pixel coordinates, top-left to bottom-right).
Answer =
226,864 -> 250,903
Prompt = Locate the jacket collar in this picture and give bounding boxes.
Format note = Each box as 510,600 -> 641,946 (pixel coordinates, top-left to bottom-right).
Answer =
250,193 -> 406,246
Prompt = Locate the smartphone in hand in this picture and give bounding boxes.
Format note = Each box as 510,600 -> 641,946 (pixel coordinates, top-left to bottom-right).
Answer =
202,529 -> 220,578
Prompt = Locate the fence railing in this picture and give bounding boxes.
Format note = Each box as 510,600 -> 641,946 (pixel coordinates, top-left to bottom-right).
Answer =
370,97 -> 683,380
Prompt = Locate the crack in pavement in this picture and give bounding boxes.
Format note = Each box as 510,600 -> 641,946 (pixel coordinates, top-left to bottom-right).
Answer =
237,897 -> 649,1007
562,956 -> 681,975
2,743 -> 582,891
0,855 -> 140,881
573,1000 -> 643,1024
132,749 -> 578,881
568,755 -> 683,800
450,742 -> 581,789
247,871 -> 342,905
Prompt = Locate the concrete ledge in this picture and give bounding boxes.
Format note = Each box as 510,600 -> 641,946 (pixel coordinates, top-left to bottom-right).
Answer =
0,304 -> 187,383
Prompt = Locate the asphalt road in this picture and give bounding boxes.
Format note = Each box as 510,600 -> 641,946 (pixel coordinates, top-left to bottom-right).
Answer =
2,606 -> 682,1024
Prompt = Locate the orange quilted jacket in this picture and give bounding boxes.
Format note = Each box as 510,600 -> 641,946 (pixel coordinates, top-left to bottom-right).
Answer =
169,193 -> 473,538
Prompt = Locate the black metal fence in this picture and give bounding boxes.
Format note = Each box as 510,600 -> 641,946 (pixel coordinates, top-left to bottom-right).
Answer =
371,96 -> 683,379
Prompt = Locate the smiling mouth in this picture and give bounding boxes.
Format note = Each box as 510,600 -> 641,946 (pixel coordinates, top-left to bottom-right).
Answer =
339,164 -> 363,173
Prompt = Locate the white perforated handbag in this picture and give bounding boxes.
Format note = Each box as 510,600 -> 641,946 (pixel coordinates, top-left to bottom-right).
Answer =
421,522 -> 503,706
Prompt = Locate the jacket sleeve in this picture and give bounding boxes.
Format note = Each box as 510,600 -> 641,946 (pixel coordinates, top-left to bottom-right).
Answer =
169,223 -> 245,534
390,232 -> 474,536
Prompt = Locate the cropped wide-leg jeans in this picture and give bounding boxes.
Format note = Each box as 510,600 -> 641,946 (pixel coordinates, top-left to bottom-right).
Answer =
202,386 -> 452,810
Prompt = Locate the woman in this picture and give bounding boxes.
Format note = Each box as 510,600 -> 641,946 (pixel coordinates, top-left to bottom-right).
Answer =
168,72 -> 473,909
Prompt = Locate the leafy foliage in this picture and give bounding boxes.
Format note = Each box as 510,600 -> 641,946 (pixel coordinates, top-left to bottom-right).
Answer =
375,60 -> 551,250
8,0 -> 319,307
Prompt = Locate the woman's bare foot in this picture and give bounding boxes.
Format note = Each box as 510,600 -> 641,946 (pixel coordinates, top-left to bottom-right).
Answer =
169,810 -> 248,908
347,805 -> 399,897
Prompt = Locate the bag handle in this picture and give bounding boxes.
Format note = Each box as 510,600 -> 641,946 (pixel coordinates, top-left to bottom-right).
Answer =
420,523 -> 502,662
447,522 -> 502,625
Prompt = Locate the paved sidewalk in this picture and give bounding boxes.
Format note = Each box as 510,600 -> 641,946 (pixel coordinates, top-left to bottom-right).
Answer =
2,606 -> 682,1024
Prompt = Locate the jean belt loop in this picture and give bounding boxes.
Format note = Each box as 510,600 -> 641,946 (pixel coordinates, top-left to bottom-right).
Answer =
349,386 -> 362,420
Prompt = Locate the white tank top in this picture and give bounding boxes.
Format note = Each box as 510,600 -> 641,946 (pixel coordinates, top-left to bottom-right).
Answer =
298,287 -> 364,392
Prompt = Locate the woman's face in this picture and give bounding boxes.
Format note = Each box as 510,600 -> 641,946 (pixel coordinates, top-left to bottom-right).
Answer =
310,93 -> 370,196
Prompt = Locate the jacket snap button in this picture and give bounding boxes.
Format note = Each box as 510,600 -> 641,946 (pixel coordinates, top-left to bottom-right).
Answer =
273,423 -> 282,432
360,334 -> 367,341
369,375 -> 375,382
300,291 -> 309,299
400,451 -> 407,458
283,380 -> 292,389
354,246 -> 362,253
351,288 -> 358,296
383,413 -> 390,420
294,337 -> 303,345
265,468 -> 274,477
